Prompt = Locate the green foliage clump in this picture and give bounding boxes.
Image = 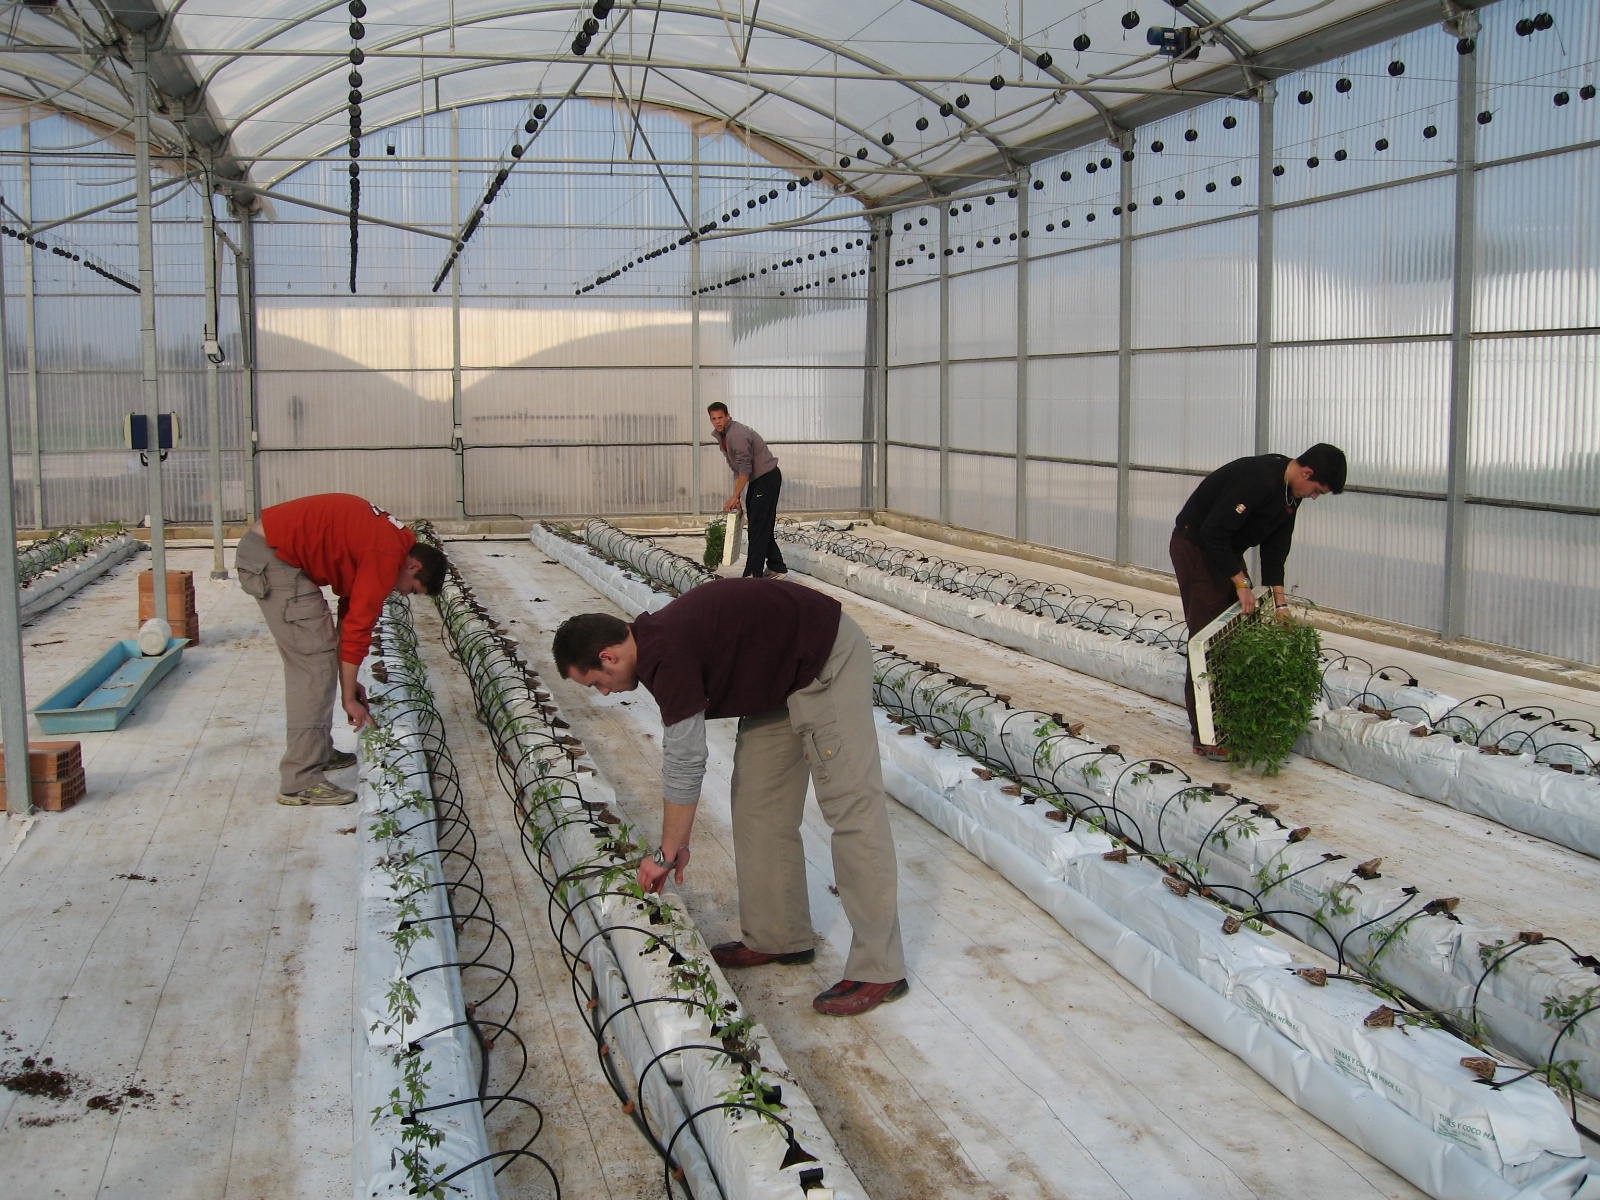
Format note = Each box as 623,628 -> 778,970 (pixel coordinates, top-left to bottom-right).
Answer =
703,516 -> 726,567
1209,614 -> 1323,774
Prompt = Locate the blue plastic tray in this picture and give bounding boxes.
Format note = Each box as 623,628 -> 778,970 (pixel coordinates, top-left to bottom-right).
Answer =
33,638 -> 190,733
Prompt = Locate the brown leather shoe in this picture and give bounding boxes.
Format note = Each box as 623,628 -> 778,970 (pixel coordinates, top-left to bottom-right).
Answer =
812,978 -> 909,1016
1192,741 -> 1229,762
710,941 -> 815,969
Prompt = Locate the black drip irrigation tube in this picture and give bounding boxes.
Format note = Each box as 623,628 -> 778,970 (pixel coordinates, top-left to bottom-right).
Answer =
778,521 -> 1599,774
419,528 -> 843,1199
363,594 -> 560,1197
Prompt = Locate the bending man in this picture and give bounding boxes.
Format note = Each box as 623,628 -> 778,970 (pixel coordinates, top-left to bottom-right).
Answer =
709,402 -> 787,579
236,493 -> 447,806
553,578 -> 907,1016
1169,444 -> 1347,760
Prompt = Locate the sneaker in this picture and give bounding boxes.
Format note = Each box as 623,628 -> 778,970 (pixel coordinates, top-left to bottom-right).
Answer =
325,748 -> 358,771
1192,742 -> 1229,763
277,781 -> 357,806
812,978 -> 909,1016
711,941 -> 815,969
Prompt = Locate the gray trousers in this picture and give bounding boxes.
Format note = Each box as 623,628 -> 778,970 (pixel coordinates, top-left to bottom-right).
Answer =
729,613 -> 906,983
235,530 -> 339,794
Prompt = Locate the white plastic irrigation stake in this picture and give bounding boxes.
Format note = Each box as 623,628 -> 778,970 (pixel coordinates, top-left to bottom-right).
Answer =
722,508 -> 744,569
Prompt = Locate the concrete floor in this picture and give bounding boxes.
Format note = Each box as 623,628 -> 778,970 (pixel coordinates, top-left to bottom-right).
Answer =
1,529 -> 1595,1199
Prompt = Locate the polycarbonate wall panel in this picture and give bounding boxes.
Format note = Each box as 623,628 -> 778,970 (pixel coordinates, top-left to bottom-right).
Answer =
1271,30 -> 1458,205
256,370 -> 455,449
1025,460 -> 1118,562
1293,493 -> 1446,632
887,364 -> 938,447
1128,470 -> 1193,573
460,300 -> 695,369
947,265 -> 1016,360
700,368 -> 866,441
29,295 -> 140,371
1475,149 -> 1600,334
1477,0 -> 1600,163
461,368 -> 689,445
1273,177 -> 1455,342
1026,355 -> 1119,463
1470,335 -> 1599,509
466,446 -> 691,518
1273,342 -> 1450,493
948,452 -> 1015,540
1027,244 -> 1121,354
888,280 -> 940,366
886,445 -> 938,522
257,299 -> 454,371
38,452 -> 157,527
1463,505 -> 1599,665
1129,102 -> 1261,237
33,371 -> 141,450
1131,350 -> 1253,471
1131,220 -> 1256,349
257,450 -> 459,517
949,362 -> 1015,454
724,301 -> 868,367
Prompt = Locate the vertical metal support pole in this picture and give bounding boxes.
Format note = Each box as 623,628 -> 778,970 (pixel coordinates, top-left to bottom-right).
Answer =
21,122 -> 42,529
201,163 -> 227,578
866,214 -> 891,514
133,33 -> 168,623
1114,133 -> 1134,564
1,210 -> 36,818
1254,83 -> 1277,456
690,132 -> 703,520
937,202 -> 951,527
1443,13 -> 1481,640
450,110 -> 466,518
1015,168 -> 1031,543
237,211 -> 259,518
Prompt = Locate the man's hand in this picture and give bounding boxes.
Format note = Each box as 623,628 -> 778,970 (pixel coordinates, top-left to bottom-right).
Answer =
343,693 -> 373,730
722,496 -> 741,513
638,846 -> 690,894
1235,585 -> 1258,615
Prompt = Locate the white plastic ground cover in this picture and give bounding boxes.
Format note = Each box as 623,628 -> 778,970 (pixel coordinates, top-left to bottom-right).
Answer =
775,533 -> 1600,861
352,628 -> 496,1200
873,659 -> 1600,1104
439,567 -> 863,1200
529,523 -> 671,617
18,533 -> 140,625
877,713 -> 1598,1199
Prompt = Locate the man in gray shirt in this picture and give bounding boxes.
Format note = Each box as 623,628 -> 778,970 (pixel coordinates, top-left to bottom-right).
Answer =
709,402 -> 787,578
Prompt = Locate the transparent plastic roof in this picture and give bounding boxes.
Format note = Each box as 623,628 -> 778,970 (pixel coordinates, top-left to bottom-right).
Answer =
2,1 -> 1476,203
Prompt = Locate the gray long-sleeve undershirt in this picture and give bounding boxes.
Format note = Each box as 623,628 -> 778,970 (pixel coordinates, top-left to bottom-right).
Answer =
661,711 -> 708,804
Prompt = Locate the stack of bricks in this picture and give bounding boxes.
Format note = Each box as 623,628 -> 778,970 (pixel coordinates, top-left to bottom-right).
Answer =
0,740 -> 86,812
139,568 -> 200,645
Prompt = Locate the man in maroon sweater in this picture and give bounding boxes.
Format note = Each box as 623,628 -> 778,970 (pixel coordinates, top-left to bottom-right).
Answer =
553,578 -> 907,1016
236,493 -> 446,806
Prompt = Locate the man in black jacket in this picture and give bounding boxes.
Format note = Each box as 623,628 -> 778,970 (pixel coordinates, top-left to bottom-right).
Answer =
1170,444 -> 1347,759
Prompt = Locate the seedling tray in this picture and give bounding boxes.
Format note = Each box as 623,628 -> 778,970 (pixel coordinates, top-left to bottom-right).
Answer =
33,638 -> 190,733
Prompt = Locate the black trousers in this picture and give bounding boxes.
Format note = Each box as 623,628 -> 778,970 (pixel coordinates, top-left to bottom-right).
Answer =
742,467 -> 787,577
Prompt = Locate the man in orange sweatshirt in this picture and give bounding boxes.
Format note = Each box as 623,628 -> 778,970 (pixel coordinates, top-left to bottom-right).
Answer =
235,493 -> 447,805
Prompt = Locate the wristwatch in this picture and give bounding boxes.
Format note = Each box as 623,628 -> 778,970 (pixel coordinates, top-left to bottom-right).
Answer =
652,846 -> 671,868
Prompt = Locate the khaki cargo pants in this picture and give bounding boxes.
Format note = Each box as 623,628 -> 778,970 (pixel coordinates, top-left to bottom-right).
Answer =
235,530 -> 339,795
729,613 -> 906,984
